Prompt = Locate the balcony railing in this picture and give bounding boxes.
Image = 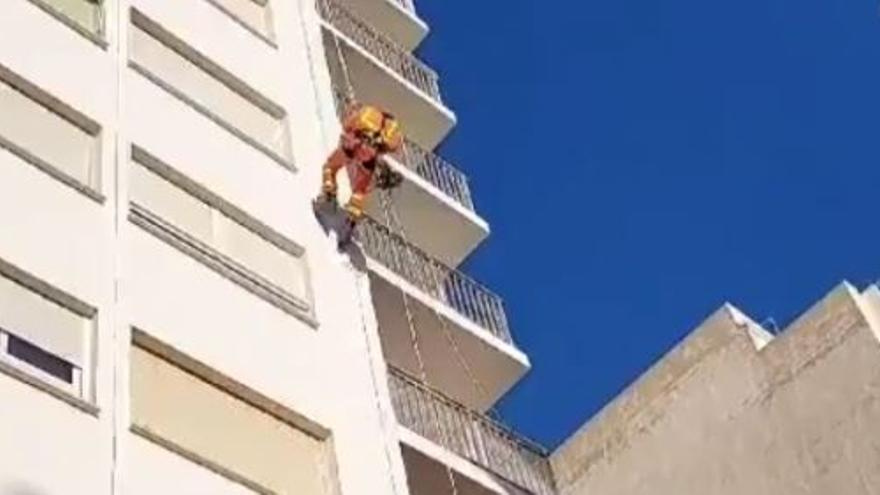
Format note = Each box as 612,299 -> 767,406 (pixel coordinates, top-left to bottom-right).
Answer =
389,367 -> 556,495
398,137 -> 475,211
317,0 -> 442,103
358,217 -> 512,344
330,86 -> 475,212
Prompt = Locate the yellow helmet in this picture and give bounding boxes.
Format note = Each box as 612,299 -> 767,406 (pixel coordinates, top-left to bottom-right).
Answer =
352,106 -> 385,135
349,105 -> 402,152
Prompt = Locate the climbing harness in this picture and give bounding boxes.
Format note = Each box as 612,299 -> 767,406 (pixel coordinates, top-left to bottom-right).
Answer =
320,32 -> 403,241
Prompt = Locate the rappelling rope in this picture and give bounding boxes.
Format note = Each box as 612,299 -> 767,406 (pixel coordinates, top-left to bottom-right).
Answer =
378,191 -> 498,415
331,21 -> 357,105
372,190 -> 458,495
329,16 -> 513,490
299,4 -> 402,493
378,191 -> 521,476
325,15 -> 461,494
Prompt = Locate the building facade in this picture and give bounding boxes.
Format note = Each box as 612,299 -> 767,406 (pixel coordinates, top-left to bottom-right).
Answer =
552,283 -> 880,495
0,1 -> 555,494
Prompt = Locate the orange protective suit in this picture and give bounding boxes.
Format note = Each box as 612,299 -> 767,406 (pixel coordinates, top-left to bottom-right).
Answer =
322,105 -> 403,221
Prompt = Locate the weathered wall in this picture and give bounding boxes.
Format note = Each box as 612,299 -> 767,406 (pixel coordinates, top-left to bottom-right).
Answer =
552,283 -> 880,495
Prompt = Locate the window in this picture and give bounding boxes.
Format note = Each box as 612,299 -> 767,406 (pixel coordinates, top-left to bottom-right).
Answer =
0,266 -> 94,402
7,334 -> 75,384
0,69 -> 101,196
129,11 -> 292,167
128,148 -> 313,319
30,0 -> 104,38
208,0 -> 275,42
130,340 -> 336,494
129,157 -> 215,246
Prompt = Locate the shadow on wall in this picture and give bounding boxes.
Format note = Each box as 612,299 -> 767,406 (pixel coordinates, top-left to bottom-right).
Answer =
2,482 -> 48,495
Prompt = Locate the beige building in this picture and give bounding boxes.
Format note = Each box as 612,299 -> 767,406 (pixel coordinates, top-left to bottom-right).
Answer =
552,283 -> 880,495
0,1 -> 555,494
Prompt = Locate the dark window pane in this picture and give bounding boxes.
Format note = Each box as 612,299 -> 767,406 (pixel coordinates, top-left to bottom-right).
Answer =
7,334 -> 74,384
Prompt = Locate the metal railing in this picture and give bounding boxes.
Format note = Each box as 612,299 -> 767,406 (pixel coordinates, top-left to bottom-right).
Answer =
389,367 -> 557,495
398,137 -> 475,211
358,217 -> 512,344
317,0 -> 442,103
330,86 -> 475,211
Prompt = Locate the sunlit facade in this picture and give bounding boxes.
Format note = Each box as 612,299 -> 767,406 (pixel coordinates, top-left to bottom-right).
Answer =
0,1 -> 552,494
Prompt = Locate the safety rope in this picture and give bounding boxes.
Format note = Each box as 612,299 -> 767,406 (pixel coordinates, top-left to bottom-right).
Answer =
331,23 -> 357,105
300,6 -> 402,494
378,190 -> 531,488
375,192 -> 460,495
379,189 -> 526,475
325,18 -> 457,495
328,19 -> 514,492
378,192 -> 497,413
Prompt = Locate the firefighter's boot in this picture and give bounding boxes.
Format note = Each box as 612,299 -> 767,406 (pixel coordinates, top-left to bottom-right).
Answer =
321,149 -> 346,205
344,192 -> 367,224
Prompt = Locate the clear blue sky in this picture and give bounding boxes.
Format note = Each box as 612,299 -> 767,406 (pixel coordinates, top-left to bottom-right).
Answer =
414,0 -> 880,448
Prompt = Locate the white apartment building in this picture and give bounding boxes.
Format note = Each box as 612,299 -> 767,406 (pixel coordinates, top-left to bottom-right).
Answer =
0,1 -> 556,494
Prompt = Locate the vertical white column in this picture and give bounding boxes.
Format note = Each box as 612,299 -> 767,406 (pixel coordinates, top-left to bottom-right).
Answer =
108,0 -> 133,491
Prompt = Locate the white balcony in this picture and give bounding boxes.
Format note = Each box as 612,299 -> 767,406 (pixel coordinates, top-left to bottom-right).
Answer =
330,87 -> 488,266
391,367 -> 556,495
338,0 -> 429,51
358,218 -> 529,411
318,0 -> 455,149
369,161 -> 488,267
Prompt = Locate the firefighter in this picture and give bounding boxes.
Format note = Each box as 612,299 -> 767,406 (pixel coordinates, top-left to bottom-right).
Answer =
321,104 -> 404,223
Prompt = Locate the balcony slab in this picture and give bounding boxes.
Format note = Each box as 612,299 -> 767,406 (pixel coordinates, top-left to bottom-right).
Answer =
367,268 -> 529,411
339,0 -> 429,50
321,27 -> 456,149
368,157 -> 489,267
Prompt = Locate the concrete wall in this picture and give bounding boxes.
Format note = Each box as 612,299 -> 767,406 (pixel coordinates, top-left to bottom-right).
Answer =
552,283 -> 880,495
0,0 -> 411,494
0,3 -> 118,494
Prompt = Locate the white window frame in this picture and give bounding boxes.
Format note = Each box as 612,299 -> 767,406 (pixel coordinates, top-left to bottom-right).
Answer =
0,330 -> 85,399
128,146 -> 316,326
130,330 -> 341,495
205,0 -> 277,46
0,63 -> 104,202
128,10 -> 294,170
25,0 -> 107,47
0,260 -> 97,411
